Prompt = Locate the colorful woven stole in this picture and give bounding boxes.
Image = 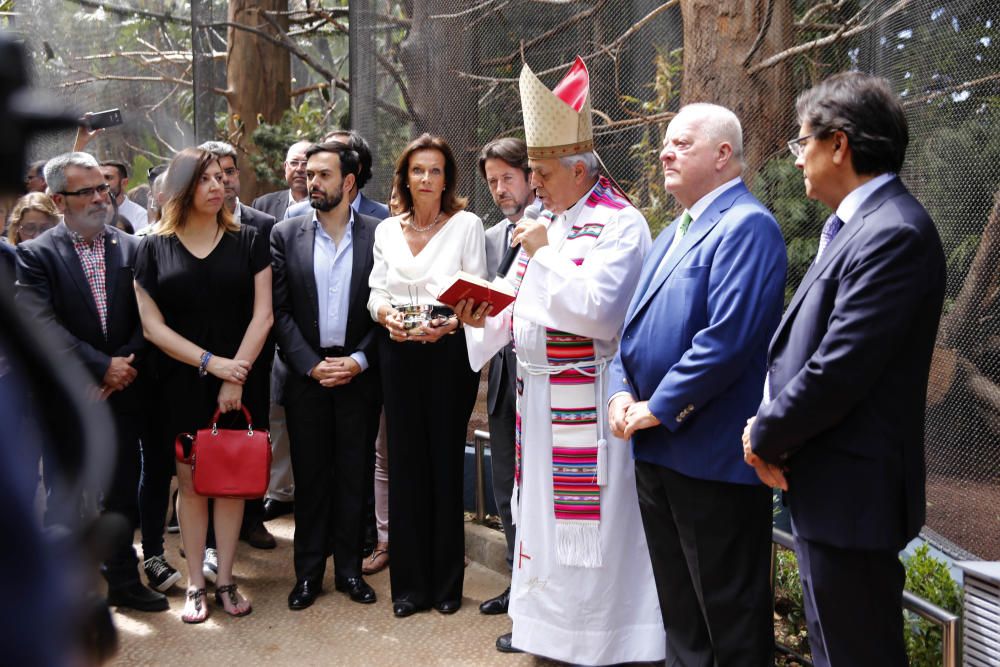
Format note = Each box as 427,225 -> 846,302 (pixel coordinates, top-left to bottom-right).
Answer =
507,176 -> 628,568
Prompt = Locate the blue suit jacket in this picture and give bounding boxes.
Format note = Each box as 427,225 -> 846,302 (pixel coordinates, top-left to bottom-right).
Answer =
609,182 -> 787,485
751,178 -> 945,551
284,192 -> 390,222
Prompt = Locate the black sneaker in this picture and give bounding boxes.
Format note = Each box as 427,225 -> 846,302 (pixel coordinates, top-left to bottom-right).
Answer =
143,555 -> 181,592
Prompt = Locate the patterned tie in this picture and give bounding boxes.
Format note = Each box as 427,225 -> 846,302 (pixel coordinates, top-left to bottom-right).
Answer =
678,211 -> 693,237
815,213 -> 843,261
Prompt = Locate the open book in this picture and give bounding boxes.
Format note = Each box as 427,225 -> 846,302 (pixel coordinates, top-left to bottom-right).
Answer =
435,271 -> 516,313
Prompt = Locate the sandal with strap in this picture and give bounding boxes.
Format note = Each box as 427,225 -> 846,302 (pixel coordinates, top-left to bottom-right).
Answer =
215,583 -> 252,617
181,587 -> 209,624
362,543 -> 389,575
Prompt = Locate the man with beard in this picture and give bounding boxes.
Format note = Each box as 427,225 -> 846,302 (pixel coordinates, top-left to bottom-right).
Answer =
99,160 -> 148,232
475,137 -> 534,617
270,141 -> 382,609
252,141 -> 312,221
16,152 -> 167,612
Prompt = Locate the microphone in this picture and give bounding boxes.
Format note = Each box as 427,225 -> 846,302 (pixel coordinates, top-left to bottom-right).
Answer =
496,204 -> 541,279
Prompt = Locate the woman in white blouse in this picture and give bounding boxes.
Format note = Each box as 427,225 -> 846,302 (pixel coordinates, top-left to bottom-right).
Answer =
368,133 -> 486,618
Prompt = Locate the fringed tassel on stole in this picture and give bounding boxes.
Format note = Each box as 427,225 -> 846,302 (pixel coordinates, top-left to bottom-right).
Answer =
556,520 -> 602,568
596,438 -> 608,487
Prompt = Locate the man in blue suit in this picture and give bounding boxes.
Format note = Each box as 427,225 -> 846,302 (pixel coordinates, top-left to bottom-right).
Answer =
745,73 -> 946,667
608,103 -> 787,666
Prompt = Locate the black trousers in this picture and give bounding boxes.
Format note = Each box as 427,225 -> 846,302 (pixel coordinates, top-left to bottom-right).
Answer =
380,332 -> 479,607
284,372 -> 379,583
486,359 -> 516,569
138,406 -> 172,558
635,461 -> 774,667
794,532 -> 907,667
102,410 -> 143,588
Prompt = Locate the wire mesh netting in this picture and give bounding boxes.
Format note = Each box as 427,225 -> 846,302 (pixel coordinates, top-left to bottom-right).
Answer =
7,0 -> 1000,559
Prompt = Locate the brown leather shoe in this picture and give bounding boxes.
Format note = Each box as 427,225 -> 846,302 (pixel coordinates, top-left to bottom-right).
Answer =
240,521 -> 276,549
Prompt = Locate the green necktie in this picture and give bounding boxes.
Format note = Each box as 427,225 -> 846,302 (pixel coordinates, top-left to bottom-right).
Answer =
679,211 -> 693,236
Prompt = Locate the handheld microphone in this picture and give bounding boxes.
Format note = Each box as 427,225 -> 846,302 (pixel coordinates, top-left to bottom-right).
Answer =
496,204 -> 541,279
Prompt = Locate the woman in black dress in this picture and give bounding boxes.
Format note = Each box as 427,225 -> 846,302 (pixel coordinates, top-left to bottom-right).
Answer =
134,148 -> 273,623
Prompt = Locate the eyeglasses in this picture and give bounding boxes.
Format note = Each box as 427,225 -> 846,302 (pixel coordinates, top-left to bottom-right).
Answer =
59,183 -> 111,198
17,221 -> 57,236
286,160 -> 308,169
787,129 -> 839,158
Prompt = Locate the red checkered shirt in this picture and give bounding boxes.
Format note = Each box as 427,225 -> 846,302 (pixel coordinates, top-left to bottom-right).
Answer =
70,229 -> 108,338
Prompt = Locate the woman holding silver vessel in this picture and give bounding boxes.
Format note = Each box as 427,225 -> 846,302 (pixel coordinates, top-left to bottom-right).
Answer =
367,133 -> 486,618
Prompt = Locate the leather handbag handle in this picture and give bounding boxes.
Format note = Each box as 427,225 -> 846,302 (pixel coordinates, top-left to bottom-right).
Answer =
210,405 -> 254,429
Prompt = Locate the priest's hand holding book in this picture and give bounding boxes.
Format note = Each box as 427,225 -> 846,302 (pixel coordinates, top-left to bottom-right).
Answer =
440,272 -> 516,328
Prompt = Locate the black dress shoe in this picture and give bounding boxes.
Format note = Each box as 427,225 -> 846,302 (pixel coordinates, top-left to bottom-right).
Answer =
288,579 -> 321,610
334,575 -> 376,604
479,586 -> 510,615
495,632 -> 523,654
434,599 -> 461,614
262,498 -> 294,522
393,601 -> 421,618
240,521 -> 276,549
107,582 -> 169,612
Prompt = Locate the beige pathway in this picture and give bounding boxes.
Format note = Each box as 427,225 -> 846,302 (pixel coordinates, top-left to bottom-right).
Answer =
110,516 -> 547,667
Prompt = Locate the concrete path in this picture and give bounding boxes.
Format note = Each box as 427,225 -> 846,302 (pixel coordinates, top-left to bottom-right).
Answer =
109,515 -> 549,667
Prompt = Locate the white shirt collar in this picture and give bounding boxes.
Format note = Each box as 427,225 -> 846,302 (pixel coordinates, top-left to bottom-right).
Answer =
835,173 -> 896,224
233,199 -> 243,224
350,192 -> 361,212
685,177 -> 743,222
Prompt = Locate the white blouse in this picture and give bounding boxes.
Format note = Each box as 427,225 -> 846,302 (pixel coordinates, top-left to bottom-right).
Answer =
368,209 -> 487,320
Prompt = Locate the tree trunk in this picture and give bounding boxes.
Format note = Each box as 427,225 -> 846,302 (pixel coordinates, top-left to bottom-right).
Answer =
397,0 -> 478,199
679,0 -> 795,176
226,0 -> 291,201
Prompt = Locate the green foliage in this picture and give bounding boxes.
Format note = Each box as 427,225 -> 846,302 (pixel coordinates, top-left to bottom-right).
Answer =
905,102 -> 1000,293
630,46 -> 683,237
750,158 -> 830,305
903,544 -> 963,667
773,543 -> 964,666
249,99 -> 335,191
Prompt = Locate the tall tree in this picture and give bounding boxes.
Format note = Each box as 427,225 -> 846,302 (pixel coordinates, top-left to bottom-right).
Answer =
225,0 -> 291,199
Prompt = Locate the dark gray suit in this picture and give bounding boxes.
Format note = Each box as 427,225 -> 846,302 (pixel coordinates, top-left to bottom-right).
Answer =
251,189 -> 293,222
484,219 -> 517,567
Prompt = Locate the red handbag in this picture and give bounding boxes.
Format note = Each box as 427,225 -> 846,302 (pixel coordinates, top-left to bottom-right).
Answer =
174,407 -> 272,499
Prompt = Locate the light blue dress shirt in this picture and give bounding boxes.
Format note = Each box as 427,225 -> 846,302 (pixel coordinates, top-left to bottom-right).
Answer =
313,211 -> 368,371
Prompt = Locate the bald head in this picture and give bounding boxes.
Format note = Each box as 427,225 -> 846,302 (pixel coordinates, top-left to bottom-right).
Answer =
284,140 -> 313,199
660,103 -> 745,208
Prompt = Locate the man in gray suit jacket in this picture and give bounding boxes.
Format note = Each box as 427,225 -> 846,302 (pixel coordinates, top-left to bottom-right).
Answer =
477,137 -> 535,616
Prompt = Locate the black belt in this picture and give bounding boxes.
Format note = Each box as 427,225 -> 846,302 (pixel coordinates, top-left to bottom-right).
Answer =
319,346 -> 346,357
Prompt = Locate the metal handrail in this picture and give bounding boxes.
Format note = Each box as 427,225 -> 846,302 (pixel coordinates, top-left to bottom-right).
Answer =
473,429 -> 491,522
771,528 -> 961,667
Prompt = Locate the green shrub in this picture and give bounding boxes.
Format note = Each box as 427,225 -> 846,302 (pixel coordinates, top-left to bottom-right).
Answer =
903,544 -> 963,667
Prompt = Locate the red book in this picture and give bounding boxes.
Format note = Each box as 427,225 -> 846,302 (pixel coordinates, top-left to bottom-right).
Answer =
436,271 -> 516,313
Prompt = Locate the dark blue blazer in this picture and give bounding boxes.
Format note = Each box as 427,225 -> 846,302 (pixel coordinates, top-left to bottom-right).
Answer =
751,177 -> 946,551
284,192 -> 391,223
609,182 -> 787,485
15,224 -> 147,412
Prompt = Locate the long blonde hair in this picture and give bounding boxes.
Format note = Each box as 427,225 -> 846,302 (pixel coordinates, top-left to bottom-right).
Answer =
156,148 -> 237,237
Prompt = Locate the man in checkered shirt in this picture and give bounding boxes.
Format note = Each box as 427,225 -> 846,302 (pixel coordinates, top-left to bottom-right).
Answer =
14,152 -> 169,613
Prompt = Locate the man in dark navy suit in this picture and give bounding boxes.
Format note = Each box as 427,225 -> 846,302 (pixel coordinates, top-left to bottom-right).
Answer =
15,151 -> 168,612
608,104 -> 787,666
746,72 -> 946,667
271,141 -> 381,610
